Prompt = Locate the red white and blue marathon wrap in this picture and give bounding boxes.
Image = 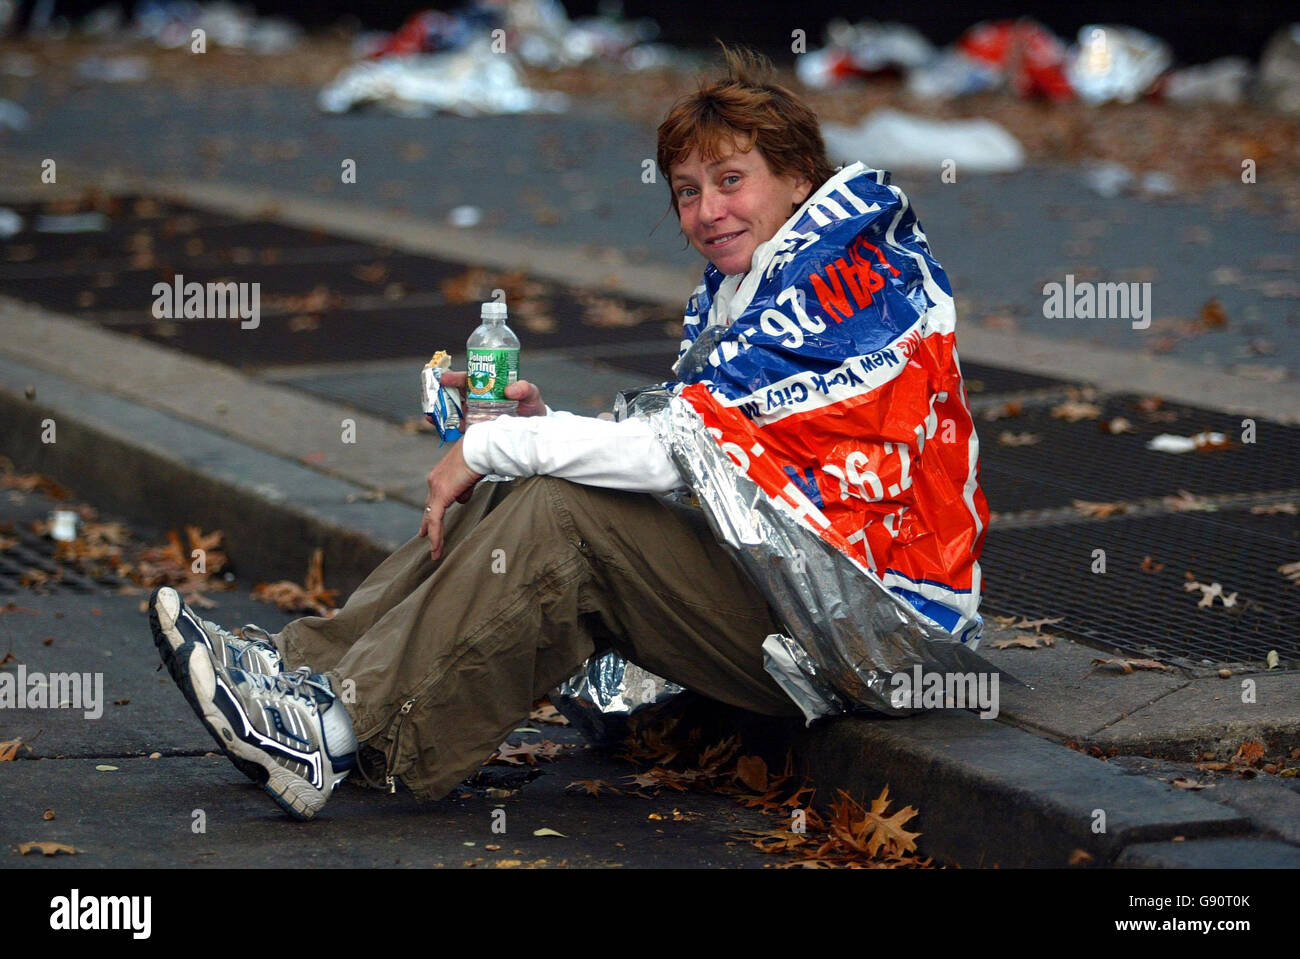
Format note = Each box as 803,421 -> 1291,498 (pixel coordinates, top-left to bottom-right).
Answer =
667,162 -> 989,643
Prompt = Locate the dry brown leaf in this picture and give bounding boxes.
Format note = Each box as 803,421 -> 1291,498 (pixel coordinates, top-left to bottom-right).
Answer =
983,400 -> 1023,421
1184,580 -> 1239,608
1069,849 -> 1095,866
1199,298 -> 1228,329
1163,490 -> 1216,512
1140,555 -> 1165,573
997,431 -> 1041,447
1072,499 -> 1127,518
529,702 -> 570,726
251,548 -> 338,616
565,779 -> 619,797
735,755 -> 769,793
1098,417 -> 1134,434
1252,502 -> 1298,515
1278,560 -> 1300,585
1090,658 -> 1174,674
1051,400 -> 1102,422
991,634 -> 1056,649
1231,741 -> 1266,767
1170,777 -> 1209,790
0,738 -> 23,761
16,841 -> 79,856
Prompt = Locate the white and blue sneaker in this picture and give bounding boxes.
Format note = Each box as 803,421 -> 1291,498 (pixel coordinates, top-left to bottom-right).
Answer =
176,641 -> 357,821
150,585 -> 283,683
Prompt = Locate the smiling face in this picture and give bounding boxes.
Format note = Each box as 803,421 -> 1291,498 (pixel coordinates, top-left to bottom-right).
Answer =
671,142 -> 812,276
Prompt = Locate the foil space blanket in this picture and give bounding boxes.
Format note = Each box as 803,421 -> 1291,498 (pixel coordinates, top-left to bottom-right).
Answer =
556,164 -> 1011,726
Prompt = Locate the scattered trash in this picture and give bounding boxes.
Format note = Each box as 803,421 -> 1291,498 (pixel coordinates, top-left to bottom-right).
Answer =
532,827 -> 566,838
1279,560 -> 1300,585
956,19 -> 1073,100
1083,162 -> 1134,198
904,48 -> 1001,100
1164,57 -> 1252,105
822,108 -> 1025,173
1259,24 -> 1300,114
447,205 -> 482,228
1146,432 -> 1229,453
132,0 -> 302,53
319,41 -> 569,116
1267,650 -> 1280,669
797,19 -> 936,90
1068,24 -> 1172,105
48,510 -> 80,543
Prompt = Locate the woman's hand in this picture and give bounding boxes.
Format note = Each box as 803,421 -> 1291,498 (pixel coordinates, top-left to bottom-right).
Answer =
419,440 -> 484,561
440,371 -> 547,417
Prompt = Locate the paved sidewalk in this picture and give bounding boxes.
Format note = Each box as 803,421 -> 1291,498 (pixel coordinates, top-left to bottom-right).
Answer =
2,70 -> 1298,867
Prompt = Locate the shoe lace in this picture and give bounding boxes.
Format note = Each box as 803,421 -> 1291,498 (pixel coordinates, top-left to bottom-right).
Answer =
201,619 -> 278,668
243,666 -> 332,710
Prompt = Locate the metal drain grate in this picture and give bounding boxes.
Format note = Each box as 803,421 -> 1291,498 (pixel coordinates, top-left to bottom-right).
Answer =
976,393 -> 1299,514
0,526 -> 122,595
979,507 -> 1300,668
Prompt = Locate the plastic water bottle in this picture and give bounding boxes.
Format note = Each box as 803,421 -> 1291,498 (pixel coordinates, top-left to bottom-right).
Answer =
464,300 -> 519,425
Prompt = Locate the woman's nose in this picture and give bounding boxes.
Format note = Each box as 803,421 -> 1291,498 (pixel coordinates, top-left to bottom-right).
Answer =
698,186 -> 725,224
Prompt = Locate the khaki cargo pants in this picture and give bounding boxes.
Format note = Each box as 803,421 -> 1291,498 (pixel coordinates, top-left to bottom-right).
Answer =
273,475 -> 801,801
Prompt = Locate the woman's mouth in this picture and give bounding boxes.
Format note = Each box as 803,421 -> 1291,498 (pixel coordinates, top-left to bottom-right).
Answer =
705,231 -> 743,248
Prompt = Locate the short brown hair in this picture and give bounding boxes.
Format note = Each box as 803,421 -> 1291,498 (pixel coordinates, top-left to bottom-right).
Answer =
656,42 -> 836,217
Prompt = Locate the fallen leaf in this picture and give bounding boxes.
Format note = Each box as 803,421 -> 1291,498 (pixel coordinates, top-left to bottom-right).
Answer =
1090,658 -> 1173,674
983,400 -> 1022,421
1139,555 -> 1165,573
566,779 -> 619,797
1195,762 -> 1232,771
1098,417 -> 1134,434
1068,849 -> 1094,866
0,738 -> 22,761
1252,503 -> 1298,515
997,431 -> 1040,446
251,548 -> 338,617
95,764 -> 119,771
1198,298 -> 1228,329
1072,499 -> 1127,518
1163,490 -> 1216,512
735,755 -> 769,793
1278,560 -> 1300,585
1051,400 -> 1102,422
1184,580 -> 1239,608
42,809 -> 55,820
1231,741 -> 1266,767
991,634 -> 1056,649
532,828 -> 566,838
16,841 -> 79,856
529,701 -> 570,725
1170,777 -> 1208,790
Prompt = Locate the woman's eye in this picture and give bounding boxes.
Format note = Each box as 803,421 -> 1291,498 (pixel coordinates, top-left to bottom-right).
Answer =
723,174 -> 741,186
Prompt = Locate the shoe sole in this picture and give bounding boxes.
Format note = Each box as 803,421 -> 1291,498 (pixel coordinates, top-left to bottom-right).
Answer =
178,643 -> 338,822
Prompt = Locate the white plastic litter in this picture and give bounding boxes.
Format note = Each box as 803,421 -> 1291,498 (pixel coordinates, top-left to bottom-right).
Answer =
1084,162 -> 1134,198
1260,24 -> 1300,113
447,205 -> 482,228
1067,24 -> 1172,104
1164,57 -> 1251,105
822,108 -> 1025,174
318,42 -> 569,117
0,208 -> 23,239
1146,432 -> 1226,454
905,49 -> 1001,100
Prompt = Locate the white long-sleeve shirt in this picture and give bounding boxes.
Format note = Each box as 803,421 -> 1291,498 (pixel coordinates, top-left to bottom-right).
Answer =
460,406 -> 686,493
